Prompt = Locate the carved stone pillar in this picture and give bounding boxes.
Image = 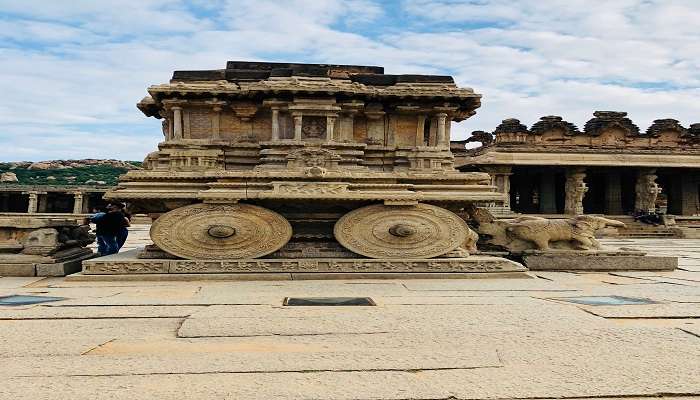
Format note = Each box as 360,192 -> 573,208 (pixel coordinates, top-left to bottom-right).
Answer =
436,113 -> 447,146
271,108 -> 280,141
326,115 -> 337,143
26,192 -> 39,214
482,166 -> 512,209
72,192 -> 84,214
172,106 -> 183,140
416,115 -> 426,147
539,172 -> 557,214
635,168 -> 660,213
293,114 -> 302,141
605,170 -> 623,215
565,167 -> 587,215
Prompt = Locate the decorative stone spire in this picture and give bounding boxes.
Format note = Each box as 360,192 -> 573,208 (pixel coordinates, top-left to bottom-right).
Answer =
645,119 -> 686,137
583,111 -> 640,136
493,118 -> 528,134
530,115 -> 580,136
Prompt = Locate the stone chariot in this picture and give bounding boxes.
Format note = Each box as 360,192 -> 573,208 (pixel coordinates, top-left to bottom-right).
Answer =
83,61 -> 525,276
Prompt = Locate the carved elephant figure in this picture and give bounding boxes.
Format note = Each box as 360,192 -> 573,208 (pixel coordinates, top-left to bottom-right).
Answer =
505,215 -> 626,251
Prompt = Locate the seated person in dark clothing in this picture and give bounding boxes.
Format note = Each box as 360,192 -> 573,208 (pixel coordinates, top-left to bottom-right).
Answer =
87,203 -> 125,255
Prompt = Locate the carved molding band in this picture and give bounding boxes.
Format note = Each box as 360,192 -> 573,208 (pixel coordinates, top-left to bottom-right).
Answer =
83,257 -> 523,274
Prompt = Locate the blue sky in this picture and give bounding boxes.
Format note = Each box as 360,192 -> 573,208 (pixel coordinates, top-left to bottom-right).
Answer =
1,0 -> 698,161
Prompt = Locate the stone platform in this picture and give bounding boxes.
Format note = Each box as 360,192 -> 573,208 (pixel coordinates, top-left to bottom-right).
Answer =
80,249 -> 528,280
523,249 -> 677,271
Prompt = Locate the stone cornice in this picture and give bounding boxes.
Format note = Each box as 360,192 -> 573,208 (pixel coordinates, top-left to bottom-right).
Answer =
458,150 -> 700,168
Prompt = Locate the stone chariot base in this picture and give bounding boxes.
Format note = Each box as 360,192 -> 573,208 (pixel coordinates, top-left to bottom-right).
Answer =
522,249 -> 677,271
77,249 -> 529,281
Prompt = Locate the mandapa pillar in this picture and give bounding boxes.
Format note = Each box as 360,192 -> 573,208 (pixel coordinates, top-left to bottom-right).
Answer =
293,114 -> 302,141
25,192 -> 39,213
635,168 -> 660,213
564,168 -> 587,215
271,108 -> 280,141
172,106 -> 183,140
72,192 -> 84,214
436,113 -> 447,147
482,166 -> 513,210
416,115 -> 426,147
326,115 -> 336,143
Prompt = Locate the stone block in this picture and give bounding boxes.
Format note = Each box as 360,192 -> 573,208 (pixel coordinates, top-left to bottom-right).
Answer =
523,252 -> 677,271
171,70 -> 225,81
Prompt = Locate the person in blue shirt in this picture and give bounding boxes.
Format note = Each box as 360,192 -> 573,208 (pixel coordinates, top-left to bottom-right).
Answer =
85,203 -> 125,256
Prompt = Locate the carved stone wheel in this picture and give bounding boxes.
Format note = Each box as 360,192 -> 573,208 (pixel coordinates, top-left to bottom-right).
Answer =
150,203 -> 292,260
333,204 -> 470,259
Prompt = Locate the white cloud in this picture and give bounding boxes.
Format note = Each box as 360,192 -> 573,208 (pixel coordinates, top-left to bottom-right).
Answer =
0,0 -> 698,160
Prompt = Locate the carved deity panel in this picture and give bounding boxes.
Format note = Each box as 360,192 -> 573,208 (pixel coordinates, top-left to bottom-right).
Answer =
302,116 -> 327,139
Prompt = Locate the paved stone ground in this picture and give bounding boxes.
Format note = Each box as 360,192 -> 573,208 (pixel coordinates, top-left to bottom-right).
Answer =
2,227 -> 699,399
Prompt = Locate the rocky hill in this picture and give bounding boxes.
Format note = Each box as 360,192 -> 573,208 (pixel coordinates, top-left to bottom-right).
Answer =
0,159 -> 141,186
